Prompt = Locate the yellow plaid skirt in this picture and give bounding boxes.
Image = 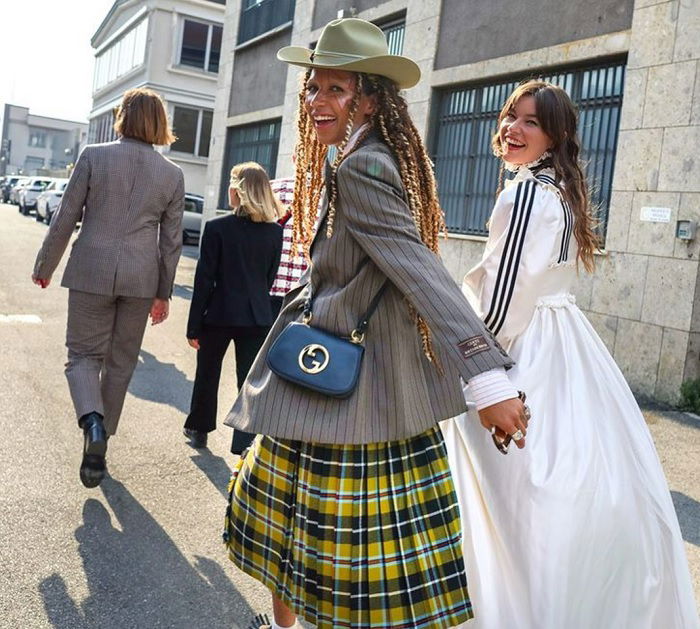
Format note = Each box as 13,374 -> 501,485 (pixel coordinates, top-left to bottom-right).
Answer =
223,426 -> 472,629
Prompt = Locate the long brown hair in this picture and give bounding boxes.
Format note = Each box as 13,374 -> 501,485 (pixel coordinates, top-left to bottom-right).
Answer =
291,70 -> 446,369
493,80 -> 598,272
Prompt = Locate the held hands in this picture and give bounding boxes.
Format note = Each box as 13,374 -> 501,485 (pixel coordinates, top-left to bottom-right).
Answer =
478,395 -> 529,450
149,298 -> 169,325
31,274 -> 50,288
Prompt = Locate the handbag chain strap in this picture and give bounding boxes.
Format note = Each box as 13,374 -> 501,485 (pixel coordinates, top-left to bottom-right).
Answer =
302,280 -> 390,344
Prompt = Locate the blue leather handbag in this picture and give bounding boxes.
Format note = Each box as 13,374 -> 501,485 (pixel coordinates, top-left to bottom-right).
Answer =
266,281 -> 388,398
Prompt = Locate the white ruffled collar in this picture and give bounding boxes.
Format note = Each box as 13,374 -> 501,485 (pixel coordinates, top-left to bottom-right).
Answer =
503,150 -> 552,173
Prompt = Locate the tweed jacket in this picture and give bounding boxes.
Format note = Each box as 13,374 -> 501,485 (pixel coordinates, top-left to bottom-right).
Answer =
224,132 -> 513,444
33,138 -> 185,300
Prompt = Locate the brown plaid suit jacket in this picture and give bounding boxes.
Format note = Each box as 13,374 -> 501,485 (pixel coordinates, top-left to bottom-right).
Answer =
33,138 -> 185,300
224,132 -> 512,444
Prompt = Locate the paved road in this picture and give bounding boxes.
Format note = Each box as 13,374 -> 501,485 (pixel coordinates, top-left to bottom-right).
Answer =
0,203 -> 698,628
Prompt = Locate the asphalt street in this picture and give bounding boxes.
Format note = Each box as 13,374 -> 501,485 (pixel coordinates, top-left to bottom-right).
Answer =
0,202 -> 698,628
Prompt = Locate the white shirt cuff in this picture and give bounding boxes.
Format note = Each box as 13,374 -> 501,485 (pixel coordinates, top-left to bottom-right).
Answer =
468,368 -> 519,410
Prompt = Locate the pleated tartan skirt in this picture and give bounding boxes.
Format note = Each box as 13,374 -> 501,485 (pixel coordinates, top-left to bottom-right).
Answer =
223,426 -> 473,629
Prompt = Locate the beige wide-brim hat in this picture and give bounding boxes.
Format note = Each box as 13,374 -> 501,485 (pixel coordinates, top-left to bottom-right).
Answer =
277,18 -> 420,90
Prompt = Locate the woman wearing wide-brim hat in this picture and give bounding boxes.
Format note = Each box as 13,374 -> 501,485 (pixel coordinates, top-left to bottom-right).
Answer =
223,18 -> 528,629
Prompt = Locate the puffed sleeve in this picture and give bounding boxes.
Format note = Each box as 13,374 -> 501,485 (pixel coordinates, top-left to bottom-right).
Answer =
463,178 -> 574,347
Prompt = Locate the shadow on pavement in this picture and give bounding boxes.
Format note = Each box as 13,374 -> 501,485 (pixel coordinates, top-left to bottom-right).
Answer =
190,451 -> 233,500
39,475 -> 255,628
172,283 -> 194,300
181,245 -> 200,261
128,349 -> 192,414
671,490 -> 700,546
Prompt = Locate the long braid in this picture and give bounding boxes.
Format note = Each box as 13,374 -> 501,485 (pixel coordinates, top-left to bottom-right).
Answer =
367,75 -> 446,371
291,70 -> 327,256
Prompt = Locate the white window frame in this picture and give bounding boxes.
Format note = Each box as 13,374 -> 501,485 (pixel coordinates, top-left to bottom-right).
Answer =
177,17 -> 222,73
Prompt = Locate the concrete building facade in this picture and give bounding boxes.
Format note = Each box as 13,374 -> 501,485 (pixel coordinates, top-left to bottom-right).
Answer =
89,0 -> 226,195
205,0 -> 700,404
0,104 -> 87,176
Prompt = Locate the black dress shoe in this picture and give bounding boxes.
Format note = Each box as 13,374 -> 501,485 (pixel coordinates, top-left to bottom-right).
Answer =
183,427 -> 208,448
79,412 -> 107,488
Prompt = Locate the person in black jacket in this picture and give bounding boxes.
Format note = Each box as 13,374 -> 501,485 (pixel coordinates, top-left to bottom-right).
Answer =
183,162 -> 283,449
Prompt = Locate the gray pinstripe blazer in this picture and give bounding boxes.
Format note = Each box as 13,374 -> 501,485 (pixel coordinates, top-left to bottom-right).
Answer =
224,132 -> 513,444
33,138 -> 185,300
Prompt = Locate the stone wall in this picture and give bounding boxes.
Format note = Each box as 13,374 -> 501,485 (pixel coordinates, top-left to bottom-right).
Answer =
585,0 -> 700,403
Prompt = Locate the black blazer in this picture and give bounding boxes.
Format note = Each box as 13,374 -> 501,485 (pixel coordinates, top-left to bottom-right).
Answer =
187,214 -> 283,337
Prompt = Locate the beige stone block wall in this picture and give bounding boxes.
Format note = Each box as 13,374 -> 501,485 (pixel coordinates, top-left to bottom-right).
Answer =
590,252 -> 648,319
614,318 -> 664,392
593,0 -> 700,403
628,2 -> 677,68
586,311 -> 619,354
657,328 -> 691,401
626,192 -> 680,256
641,257 -> 696,329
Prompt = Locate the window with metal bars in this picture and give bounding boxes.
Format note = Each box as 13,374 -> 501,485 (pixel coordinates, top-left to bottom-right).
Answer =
219,119 -> 281,207
238,0 -> 295,44
432,59 -> 625,242
380,17 -> 405,55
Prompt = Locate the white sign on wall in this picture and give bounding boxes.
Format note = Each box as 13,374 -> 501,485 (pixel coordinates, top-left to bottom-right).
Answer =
640,206 -> 672,223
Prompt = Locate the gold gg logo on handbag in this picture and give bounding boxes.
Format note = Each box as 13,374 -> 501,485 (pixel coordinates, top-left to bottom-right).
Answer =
298,344 -> 330,374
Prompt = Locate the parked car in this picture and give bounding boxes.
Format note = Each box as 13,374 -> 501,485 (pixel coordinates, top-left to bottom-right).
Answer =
8,177 -> 31,204
35,178 -> 69,224
19,177 -> 54,215
0,176 -> 22,203
182,193 -> 204,244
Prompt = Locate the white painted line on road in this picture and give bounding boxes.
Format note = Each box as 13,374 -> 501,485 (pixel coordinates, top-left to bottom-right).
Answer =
0,314 -> 43,324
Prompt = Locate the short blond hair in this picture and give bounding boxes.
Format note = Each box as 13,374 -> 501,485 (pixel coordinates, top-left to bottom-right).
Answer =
114,88 -> 176,146
230,162 -> 283,223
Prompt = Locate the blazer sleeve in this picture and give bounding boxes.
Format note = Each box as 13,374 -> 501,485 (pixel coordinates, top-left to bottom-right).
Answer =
33,147 -> 91,279
267,225 -> 284,289
186,220 -> 219,338
156,170 -> 185,300
336,148 -> 513,381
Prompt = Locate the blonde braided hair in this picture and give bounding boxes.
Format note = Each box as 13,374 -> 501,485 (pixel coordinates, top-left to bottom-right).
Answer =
291,70 -> 446,370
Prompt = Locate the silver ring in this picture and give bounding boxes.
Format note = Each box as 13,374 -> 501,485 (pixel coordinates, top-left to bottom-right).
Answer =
523,405 -> 531,420
511,429 -> 524,441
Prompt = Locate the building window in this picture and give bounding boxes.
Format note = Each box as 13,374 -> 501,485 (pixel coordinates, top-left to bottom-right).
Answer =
180,19 -> 223,73
93,17 -> 148,92
432,59 -> 625,242
88,110 -> 117,144
171,106 -> 213,157
219,119 -> 281,207
28,130 -> 47,148
238,0 -> 295,44
379,17 -> 405,55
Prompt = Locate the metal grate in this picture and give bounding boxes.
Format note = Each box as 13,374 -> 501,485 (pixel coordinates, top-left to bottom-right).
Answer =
238,0 -> 295,44
432,59 -> 626,241
219,118 -> 282,207
381,18 -> 405,55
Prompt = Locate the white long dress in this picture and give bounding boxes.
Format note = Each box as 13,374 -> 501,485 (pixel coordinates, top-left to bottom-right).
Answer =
441,165 -> 699,629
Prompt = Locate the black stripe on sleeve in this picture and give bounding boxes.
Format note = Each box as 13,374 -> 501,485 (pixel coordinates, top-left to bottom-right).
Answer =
484,180 -> 535,336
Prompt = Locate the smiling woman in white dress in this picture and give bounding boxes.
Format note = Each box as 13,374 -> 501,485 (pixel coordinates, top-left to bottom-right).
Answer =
441,80 -> 699,629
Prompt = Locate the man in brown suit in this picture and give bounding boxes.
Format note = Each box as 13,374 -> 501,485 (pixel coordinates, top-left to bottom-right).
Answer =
32,88 -> 184,488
